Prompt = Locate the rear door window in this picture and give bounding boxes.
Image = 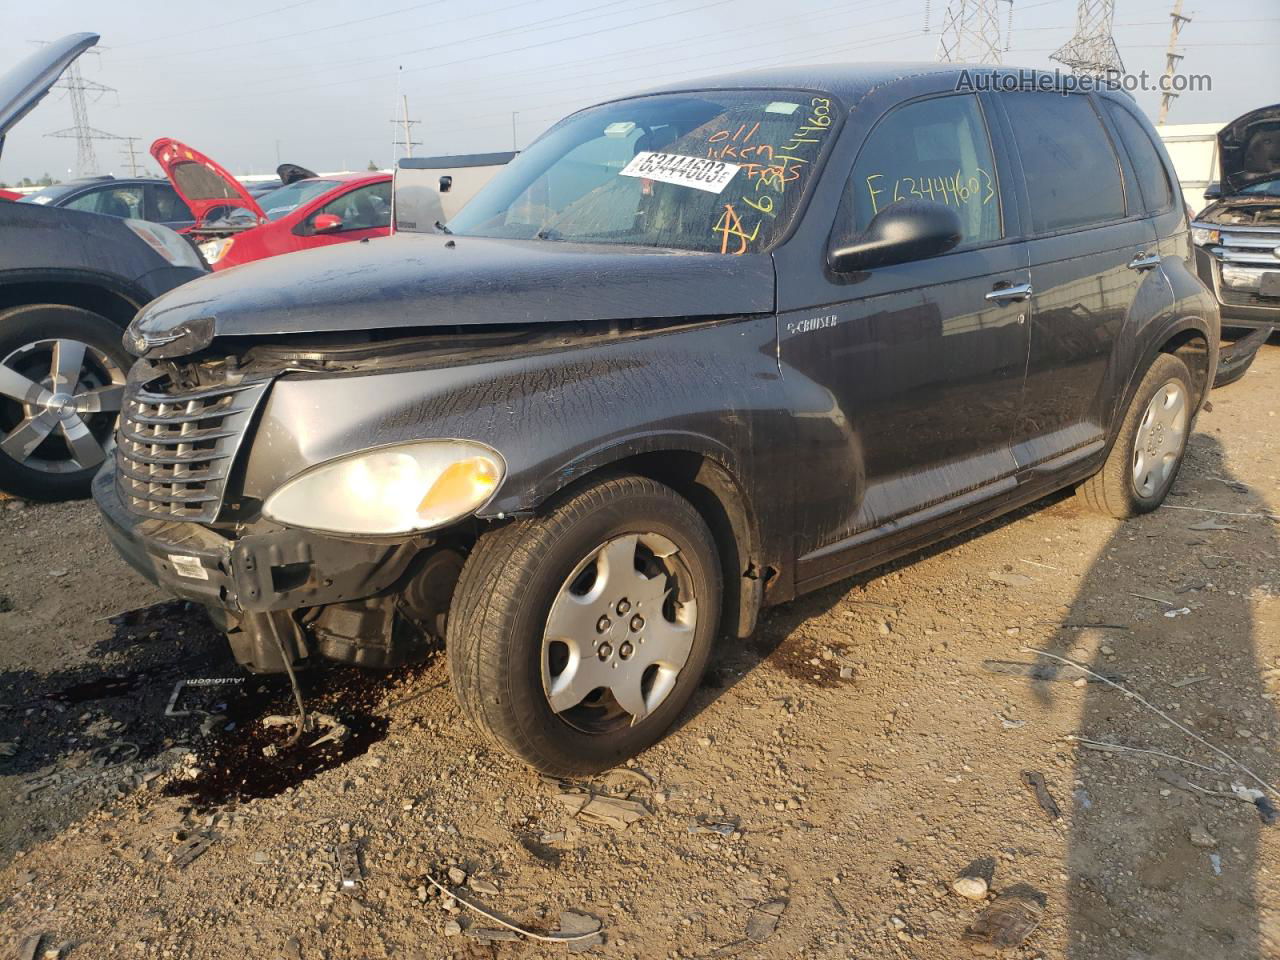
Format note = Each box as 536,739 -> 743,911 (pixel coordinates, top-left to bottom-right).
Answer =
64,185 -> 145,219
847,94 -> 1001,246
1102,100 -> 1174,214
150,183 -> 194,222
1000,92 -> 1126,233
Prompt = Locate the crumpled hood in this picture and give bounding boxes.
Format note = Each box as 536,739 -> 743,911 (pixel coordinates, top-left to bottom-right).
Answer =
130,233 -> 776,352
1219,104 -> 1280,195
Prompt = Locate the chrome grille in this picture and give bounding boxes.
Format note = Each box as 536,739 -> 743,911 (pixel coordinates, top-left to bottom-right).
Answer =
1213,226 -> 1280,267
116,374 -> 270,522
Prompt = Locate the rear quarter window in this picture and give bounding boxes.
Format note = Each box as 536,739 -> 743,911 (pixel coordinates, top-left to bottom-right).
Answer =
1001,92 -> 1126,233
1101,99 -> 1174,214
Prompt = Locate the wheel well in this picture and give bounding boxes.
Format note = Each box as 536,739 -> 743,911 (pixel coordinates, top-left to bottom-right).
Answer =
0,281 -> 140,327
547,451 -> 763,640
1158,328 -> 1211,403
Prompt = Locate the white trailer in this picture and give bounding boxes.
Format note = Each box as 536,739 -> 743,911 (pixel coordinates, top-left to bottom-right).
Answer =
391,152 -> 515,233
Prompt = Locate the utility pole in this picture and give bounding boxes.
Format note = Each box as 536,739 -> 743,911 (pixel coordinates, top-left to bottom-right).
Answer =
118,137 -> 144,177
511,111 -> 518,151
42,58 -> 123,177
1052,0 -> 1123,75
937,0 -> 1012,65
1158,0 -> 1192,125
391,94 -> 421,160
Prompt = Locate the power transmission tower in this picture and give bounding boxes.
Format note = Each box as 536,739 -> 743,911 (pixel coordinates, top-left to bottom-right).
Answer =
391,94 -> 421,160
937,0 -> 1012,65
43,59 -> 124,177
1157,0 -> 1192,124
119,137 -> 145,177
1051,0 -> 1124,75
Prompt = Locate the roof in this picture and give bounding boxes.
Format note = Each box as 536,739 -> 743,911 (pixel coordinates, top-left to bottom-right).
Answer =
635,61 -> 1059,106
321,172 -> 391,184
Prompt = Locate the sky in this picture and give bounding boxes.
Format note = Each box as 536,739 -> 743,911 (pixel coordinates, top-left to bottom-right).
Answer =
1,0 -> 1277,183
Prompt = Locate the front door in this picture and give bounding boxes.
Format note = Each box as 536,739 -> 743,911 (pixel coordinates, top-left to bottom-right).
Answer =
779,93 -> 1030,569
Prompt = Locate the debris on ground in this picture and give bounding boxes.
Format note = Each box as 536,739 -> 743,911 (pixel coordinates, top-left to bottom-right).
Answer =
1019,771 -> 1062,821
168,833 -> 213,868
466,927 -> 521,942
555,792 -> 649,829
422,873 -> 605,944
687,815 -> 738,837
745,898 -> 787,942
952,875 -> 990,900
980,660 -> 1122,684
1163,607 -> 1193,619
962,886 -> 1045,956
336,840 -> 363,891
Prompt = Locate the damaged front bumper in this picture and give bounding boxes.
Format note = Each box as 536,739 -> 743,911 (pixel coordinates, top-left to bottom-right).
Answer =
93,464 -> 441,671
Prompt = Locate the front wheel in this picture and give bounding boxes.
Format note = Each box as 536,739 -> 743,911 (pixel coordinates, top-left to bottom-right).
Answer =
446,474 -> 721,775
1077,353 -> 1194,519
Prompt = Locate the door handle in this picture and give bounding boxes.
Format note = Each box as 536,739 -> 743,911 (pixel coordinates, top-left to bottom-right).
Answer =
1128,252 -> 1162,271
986,282 -> 1034,303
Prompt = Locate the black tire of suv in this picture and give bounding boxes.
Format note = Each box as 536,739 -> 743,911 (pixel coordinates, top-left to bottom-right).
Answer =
0,304 -> 131,501
446,474 -> 722,776
1076,353 -> 1195,519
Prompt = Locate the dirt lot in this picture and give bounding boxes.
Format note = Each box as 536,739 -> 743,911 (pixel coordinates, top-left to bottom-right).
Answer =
2,344 -> 1278,960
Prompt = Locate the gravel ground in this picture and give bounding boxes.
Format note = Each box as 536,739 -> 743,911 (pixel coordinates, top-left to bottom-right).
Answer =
1,344 -> 1278,960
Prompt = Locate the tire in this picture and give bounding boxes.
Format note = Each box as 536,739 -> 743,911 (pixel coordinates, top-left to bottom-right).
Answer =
0,304 -> 130,501
447,474 -> 722,775
1077,353 -> 1194,519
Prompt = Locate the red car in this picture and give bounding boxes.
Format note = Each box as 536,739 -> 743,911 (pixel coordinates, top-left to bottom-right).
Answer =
151,138 -> 391,270
0,189 -> 21,201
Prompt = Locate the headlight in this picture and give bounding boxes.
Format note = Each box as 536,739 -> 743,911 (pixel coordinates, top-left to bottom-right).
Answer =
125,219 -> 204,269
262,441 -> 505,535
199,237 -> 235,265
1191,226 -> 1220,247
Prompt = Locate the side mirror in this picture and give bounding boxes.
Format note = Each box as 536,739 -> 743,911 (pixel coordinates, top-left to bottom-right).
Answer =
439,175 -> 452,193
829,201 -> 964,273
312,213 -> 344,233
1203,181 -> 1222,200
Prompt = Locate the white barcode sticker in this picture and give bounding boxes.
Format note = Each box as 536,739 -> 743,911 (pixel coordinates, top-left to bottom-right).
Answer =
168,554 -> 209,581
619,152 -> 741,194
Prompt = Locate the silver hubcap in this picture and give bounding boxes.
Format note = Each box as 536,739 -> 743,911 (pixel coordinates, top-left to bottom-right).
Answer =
1132,379 -> 1187,498
542,532 -> 697,731
0,339 -> 125,473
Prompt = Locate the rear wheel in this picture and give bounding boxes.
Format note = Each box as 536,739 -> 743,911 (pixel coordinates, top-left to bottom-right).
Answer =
0,304 -> 129,501
1077,353 -> 1193,519
446,474 -> 721,775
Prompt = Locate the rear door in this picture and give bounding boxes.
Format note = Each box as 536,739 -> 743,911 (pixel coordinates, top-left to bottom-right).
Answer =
994,91 -> 1160,472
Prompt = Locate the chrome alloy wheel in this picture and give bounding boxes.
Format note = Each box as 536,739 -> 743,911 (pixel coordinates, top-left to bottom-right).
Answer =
1131,379 -> 1187,499
542,532 -> 698,732
0,339 -> 126,473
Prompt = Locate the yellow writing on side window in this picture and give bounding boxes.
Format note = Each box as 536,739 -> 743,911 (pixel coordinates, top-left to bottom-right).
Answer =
865,168 -> 996,215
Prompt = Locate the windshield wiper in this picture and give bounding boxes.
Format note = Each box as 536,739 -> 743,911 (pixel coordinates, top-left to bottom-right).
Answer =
434,220 -> 452,235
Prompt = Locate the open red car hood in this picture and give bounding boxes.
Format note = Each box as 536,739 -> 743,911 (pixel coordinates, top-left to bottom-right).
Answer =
150,137 -> 266,225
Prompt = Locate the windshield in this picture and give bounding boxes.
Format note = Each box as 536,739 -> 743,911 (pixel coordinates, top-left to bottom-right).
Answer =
1240,178 -> 1280,198
258,179 -> 338,220
17,183 -> 79,205
448,90 -> 839,254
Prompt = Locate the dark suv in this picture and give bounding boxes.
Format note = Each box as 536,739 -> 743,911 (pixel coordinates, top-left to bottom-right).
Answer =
18,175 -> 196,232
95,65 -> 1219,775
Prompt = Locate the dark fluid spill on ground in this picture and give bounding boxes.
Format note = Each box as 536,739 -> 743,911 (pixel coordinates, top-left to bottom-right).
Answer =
165,661 -> 429,806
47,673 -> 146,703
